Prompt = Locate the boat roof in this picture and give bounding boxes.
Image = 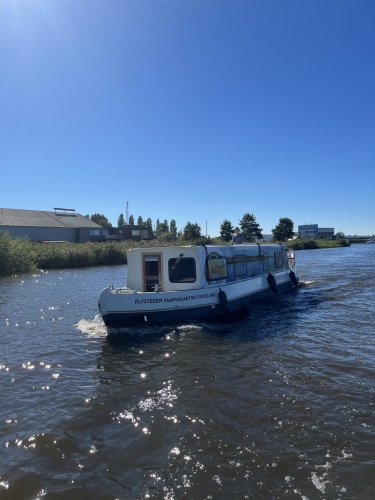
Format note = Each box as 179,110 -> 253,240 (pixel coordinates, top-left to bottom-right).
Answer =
127,243 -> 286,255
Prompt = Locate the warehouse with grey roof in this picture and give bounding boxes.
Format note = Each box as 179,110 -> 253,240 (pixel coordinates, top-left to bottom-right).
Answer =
0,208 -> 109,243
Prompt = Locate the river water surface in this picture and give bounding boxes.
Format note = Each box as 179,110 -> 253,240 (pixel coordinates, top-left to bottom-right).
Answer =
0,244 -> 374,499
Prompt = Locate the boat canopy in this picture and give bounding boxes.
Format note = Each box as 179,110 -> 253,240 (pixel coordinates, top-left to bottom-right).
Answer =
126,244 -> 289,293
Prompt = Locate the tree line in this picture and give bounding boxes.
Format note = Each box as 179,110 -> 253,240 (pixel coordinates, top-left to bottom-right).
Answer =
219,214 -> 294,242
89,212 -> 295,242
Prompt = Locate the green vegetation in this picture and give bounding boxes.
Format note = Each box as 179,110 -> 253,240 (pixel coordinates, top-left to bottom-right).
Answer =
239,213 -> 263,241
183,222 -> 202,240
0,212 -> 351,276
0,232 -> 214,276
220,219 -> 233,242
34,241 -> 128,269
286,238 -> 350,250
0,231 -> 38,275
90,213 -> 112,228
0,232 -> 130,276
118,213 -> 125,227
272,217 -> 294,241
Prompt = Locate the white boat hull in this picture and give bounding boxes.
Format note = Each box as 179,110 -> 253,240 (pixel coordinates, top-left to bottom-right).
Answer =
98,269 -> 298,327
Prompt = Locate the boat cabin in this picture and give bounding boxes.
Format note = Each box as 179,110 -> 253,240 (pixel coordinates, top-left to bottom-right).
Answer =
126,244 -> 290,293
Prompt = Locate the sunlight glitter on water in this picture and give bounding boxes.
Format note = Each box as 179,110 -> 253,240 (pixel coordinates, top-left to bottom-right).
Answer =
1,246 -> 375,498
113,380 -> 180,441
138,383 -> 179,412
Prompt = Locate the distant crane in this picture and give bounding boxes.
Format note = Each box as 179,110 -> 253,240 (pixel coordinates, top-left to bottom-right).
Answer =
125,201 -> 129,225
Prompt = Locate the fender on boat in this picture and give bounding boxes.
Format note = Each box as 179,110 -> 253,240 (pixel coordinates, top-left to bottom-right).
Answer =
289,270 -> 298,286
267,273 -> 278,293
218,289 -> 229,312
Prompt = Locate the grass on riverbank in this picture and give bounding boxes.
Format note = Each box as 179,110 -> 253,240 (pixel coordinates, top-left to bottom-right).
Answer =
0,232 -> 38,275
0,232 -> 132,276
0,233 -> 210,276
0,231 -> 350,277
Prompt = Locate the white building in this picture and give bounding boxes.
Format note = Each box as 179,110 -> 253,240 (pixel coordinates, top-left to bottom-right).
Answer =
298,224 -> 335,239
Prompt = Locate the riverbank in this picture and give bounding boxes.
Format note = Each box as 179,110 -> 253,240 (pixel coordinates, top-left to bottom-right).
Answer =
0,232 -> 126,276
286,238 -> 350,250
0,233 -> 214,276
0,231 -> 349,276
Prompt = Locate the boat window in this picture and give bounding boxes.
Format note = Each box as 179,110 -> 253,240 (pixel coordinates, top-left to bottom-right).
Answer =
144,258 -> 159,276
206,252 -> 227,281
246,255 -> 261,277
168,257 -> 196,283
261,253 -> 269,271
274,251 -> 283,269
234,254 -> 247,278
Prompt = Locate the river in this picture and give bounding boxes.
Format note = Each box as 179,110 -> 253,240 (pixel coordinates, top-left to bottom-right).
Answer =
0,244 -> 374,499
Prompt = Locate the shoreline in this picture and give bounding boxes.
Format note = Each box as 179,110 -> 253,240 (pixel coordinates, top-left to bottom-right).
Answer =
0,232 -> 350,277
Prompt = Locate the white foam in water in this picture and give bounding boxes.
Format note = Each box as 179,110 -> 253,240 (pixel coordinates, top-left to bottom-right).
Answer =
311,471 -> 330,493
298,280 -> 314,287
75,316 -> 108,337
175,323 -> 202,333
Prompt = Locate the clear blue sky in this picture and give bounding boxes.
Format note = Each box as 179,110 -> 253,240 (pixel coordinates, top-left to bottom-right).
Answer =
1,0 -> 374,236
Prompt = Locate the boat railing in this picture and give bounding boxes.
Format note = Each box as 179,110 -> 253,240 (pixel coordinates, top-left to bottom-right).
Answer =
114,287 -> 137,294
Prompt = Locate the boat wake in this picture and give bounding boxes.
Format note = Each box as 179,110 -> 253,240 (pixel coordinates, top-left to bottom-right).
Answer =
298,280 -> 314,287
106,322 -> 204,338
75,316 -> 209,342
75,315 -> 108,338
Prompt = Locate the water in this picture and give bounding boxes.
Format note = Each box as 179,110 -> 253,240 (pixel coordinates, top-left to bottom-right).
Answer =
0,244 -> 374,499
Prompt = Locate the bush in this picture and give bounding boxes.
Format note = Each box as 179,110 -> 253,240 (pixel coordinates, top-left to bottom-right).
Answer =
33,241 -> 128,270
287,238 -> 350,250
0,231 -> 37,275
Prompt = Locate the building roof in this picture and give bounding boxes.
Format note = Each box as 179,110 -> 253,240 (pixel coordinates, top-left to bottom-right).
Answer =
0,208 -> 103,229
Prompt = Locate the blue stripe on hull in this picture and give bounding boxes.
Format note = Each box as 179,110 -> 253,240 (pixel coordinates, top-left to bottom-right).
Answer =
102,281 -> 295,328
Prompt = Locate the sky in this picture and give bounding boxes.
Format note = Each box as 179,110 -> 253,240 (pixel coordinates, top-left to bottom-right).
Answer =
1,0 -> 374,237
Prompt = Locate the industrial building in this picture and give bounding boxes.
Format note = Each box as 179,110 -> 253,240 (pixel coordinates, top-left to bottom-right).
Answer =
298,224 -> 335,239
0,208 -> 109,243
108,225 -> 152,241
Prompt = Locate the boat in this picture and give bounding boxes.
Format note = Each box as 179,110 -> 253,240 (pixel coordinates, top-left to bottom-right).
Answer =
98,243 -> 299,327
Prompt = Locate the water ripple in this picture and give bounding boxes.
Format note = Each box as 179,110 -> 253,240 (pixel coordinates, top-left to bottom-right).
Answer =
1,246 -> 375,498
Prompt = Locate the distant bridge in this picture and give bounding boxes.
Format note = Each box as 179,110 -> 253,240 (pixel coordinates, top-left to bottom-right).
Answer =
346,235 -> 374,243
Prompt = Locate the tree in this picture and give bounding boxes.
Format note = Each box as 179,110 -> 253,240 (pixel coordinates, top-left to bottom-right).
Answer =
137,216 -> 144,225
239,213 -> 262,241
155,219 -> 169,239
335,231 -> 345,240
272,217 -> 294,242
145,217 -> 154,239
128,214 -> 134,225
183,222 -> 201,240
169,219 -> 178,240
220,219 -> 233,242
90,213 -> 112,228
118,213 -> 125,228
